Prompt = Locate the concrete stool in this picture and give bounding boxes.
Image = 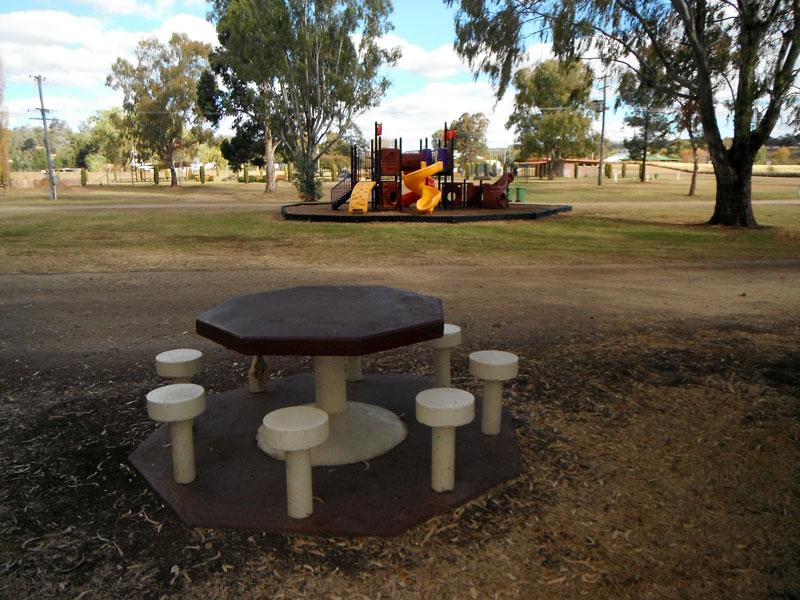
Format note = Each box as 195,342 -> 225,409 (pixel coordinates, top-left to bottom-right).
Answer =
155,348 -> 203,383
260,406 -> 329,519
146,383 -> 206,484
423,324 -> 462,387
415,388 -> 475,492
469,350 -> 519,435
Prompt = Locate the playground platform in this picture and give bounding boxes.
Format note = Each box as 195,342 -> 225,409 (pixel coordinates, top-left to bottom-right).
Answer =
281,202 -> 572,223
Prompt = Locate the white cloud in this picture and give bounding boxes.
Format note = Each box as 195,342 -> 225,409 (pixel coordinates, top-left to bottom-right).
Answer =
5,92 -> 123,127
0,11 -> 112,47
378,34 -> 467,80
155,14 -> 218,46
522,42 -> 555,65
356,80 -> 516,148
1,10 -> 218,129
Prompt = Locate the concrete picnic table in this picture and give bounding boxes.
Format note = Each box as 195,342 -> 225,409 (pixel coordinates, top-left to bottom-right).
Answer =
195,285 -> 444,466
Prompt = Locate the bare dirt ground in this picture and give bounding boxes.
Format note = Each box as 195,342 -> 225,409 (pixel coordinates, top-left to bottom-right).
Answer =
1,261 -> 799,599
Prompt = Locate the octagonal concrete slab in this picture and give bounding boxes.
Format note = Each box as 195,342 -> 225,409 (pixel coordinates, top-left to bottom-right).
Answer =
129,374 -> 522,536
195,286 -> 444,356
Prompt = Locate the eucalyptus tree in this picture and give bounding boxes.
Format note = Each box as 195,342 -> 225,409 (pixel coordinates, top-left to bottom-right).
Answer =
505,59 -> 595,165
107,34 -> 210,187
616,70 -> 673,181
445,0 -> 800,226
432,112 -> 490,166
77,108 -> 132,172
200,0 -> 284,192
210,0 -> 399,201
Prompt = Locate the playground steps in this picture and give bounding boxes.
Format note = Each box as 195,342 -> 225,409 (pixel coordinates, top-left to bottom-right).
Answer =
331,176 -> 354,210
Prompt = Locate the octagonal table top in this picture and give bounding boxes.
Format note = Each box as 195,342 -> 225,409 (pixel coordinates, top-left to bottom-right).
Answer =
196,285 -> 444,356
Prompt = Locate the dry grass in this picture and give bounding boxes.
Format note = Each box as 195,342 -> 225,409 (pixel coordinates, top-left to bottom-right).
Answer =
653,162 -> 800,176
0,177 -> 799,274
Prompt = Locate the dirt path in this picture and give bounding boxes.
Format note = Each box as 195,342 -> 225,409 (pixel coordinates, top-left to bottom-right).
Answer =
1,262 -> 798,599
2,261 -> 798,364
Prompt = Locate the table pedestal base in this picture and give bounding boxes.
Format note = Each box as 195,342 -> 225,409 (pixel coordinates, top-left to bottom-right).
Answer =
257,401 -> 408,466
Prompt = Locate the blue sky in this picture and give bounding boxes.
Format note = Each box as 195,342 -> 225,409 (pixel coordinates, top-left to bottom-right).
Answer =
1,0 -> 647,147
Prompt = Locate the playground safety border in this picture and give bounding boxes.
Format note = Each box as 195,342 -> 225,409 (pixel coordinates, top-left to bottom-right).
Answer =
281,202 -> 572,223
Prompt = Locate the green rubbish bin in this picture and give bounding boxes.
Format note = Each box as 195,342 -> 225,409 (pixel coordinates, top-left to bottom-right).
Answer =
515,187 -> 526,203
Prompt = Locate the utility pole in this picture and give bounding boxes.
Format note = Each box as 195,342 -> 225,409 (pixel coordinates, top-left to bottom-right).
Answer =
33,75 -> 57,201
597,73 -> 608,187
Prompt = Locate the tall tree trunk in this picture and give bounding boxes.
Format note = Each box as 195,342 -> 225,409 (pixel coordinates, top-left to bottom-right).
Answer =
264,122 -> 276,193
708,152 -> 757,226
688,143 -> 699,197
640,111 -> 649,183
168,148 -> 177,187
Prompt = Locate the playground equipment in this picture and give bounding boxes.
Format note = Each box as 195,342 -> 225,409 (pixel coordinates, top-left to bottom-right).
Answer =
404,161 -> 444,213
348,181 -> 377,213
330,122 -> 513,214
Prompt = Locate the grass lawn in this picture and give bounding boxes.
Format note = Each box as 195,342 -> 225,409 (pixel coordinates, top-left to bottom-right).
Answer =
2,172 -> 799,600
515,169 -> 800,203
1,175 -> 798,273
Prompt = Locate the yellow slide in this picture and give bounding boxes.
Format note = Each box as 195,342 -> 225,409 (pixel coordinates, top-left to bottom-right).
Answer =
403,161 -> 443,214
348,181 -> 377,213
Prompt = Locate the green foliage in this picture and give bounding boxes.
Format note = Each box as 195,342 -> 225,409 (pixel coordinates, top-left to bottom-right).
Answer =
80,168 -> 87,186
446,0 -> 800,225
79,108 -> 131,169
199,164 -> 206,184
771,146 -> 792,165
219,121 -> 267,173
573,162 -> 579,178
617,71 -> 673,179
107,33 -> 210,186
209,0 -> 399,200
621,163 -> 627,179
154,167 -> 160,185
237,174 -> 266,183
198,37 -> 277,191
85,153 -> 107,172
242,164 -> 248,183
291,154 -> 321,201
432,112 -> 490,167
506,60 -> 594,160
196,143 -> 228,170
604,162 -> 612,179
9,122 -> 70,171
